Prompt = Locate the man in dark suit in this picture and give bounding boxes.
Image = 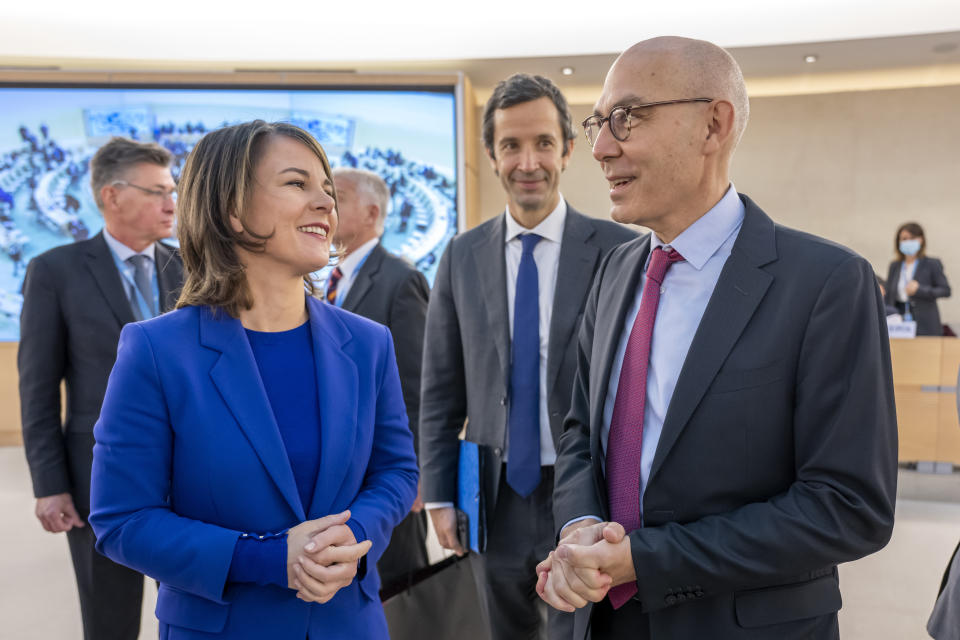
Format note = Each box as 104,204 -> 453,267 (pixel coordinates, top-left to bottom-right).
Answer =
538,37 -> 898,639
328,167 -> 431,592
19,137 -> 183,640
419,73 -> 636,640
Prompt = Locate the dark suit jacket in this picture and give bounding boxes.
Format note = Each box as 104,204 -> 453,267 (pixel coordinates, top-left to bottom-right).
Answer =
341,242 -> 429,452
18,231 -> 183,513
553,195 -> 898,638
420,205 -> 636,516
884,257 -> 951,336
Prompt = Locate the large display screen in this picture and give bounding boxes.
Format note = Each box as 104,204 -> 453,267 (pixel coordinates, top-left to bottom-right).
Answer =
0,84 -> 460,340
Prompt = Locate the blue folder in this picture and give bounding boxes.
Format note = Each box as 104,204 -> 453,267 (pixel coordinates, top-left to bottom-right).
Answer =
456,440 -> 483,553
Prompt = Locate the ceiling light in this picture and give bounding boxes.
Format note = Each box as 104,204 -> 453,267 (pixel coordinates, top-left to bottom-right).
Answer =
561,66 -> 575,76
804,54 -> 818,63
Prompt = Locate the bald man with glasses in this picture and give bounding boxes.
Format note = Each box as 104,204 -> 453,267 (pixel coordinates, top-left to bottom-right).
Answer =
19,137 -> 183,640
539,37 -> 897,640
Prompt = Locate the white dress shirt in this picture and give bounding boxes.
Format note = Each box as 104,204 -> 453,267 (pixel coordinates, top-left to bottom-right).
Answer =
503,197 -> 567,466
896,259 -> 918,303
329,236 -> 380,307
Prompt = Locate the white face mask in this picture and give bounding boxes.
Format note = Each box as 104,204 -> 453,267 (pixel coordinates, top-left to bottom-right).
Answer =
899,238 -> 922,257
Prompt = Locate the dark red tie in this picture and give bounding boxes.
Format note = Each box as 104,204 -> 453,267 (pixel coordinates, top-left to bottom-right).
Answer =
606,246 -> 684,608
326,267 -> 343,305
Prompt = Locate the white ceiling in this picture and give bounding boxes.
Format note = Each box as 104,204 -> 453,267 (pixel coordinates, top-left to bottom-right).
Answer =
2,0 -> 960,63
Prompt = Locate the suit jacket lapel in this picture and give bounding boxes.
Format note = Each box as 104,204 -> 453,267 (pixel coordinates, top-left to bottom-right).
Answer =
341,244 -> 383,312
591,237 -> 651,465
546,208 -> 600,394
155,242 -> 183,313
305,297 -> 359,517
648,197 -> 777,484
471,215 -> 511,384
201,307 -> 305,520
84,232 -> 136,327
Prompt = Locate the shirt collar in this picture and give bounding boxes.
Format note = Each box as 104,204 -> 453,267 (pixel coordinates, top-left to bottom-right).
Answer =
338,236 -> 380,278
102,228 -> 156,263
649,184 -> 744,271
504,196 -> 567,245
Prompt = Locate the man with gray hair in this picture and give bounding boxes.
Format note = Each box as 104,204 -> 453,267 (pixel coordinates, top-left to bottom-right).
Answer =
328,167 -> 431,591
19,136 -> 183,639
539,36 -> 897,639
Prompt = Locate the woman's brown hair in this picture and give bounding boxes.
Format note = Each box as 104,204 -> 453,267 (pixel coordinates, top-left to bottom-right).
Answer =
175,120 -> 337,317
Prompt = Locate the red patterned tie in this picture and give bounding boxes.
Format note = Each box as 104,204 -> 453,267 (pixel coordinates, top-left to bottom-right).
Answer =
326,267 -> 343,305
606,246 -> 684,608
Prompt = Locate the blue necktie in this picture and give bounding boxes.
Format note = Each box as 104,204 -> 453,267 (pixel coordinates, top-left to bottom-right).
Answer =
507,233 -> 542,497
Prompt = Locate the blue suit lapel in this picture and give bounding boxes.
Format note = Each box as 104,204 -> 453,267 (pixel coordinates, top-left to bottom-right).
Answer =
200,307 -> 305,521
304,296 -> 359,518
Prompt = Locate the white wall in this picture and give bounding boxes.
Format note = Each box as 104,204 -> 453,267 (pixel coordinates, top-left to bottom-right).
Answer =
475,84 -> 960,324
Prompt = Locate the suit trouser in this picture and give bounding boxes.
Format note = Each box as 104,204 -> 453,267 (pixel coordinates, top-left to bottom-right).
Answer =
66,522 -> 143,640
469,465 -> 573,640
376,509 -> 429,592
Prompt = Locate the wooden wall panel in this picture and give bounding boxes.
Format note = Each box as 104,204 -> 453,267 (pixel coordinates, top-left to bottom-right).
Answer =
0,342 -> 21,445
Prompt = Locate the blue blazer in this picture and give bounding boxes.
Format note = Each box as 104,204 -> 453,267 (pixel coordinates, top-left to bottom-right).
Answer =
89,296 -> 418,639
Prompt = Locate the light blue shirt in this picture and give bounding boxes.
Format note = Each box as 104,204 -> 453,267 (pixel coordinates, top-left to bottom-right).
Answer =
102,228 -> 159,320
601,185 -> 744,521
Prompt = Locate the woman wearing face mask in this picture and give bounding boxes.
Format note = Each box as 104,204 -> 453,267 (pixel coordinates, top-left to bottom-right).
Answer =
884,222 -> 951,336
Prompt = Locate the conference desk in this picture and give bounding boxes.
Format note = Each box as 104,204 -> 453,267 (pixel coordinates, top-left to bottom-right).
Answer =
891,337 -> 960,466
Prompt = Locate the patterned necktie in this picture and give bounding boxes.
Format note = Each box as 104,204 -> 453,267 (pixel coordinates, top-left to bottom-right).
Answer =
606,246 -> 685,608
506,233 -> 543,497
126,254 -> 156,319
326,267 -> 343,305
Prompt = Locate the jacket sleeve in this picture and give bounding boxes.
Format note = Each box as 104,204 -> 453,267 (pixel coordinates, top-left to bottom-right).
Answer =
553,250 -> 612,536
346,325 -> 419,566
89,323 -> 240,602
418,241 -> 468,504
913,258 -> 951,300
388,269 -> 430,455
17,255 -> 71,498
626,255 -> 898,613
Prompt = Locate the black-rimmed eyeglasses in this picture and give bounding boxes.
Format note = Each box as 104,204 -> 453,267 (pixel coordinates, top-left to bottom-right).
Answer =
581,98 -> 713,146
112,180 -> 177,202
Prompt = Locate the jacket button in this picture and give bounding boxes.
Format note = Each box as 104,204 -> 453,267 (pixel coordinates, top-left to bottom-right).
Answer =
500,396 -> 507,406
665,595 -> 677,605
494,447 -> 502,457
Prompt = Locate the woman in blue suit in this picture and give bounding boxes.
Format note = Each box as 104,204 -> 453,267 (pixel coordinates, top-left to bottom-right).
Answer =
89,121 -> 418,639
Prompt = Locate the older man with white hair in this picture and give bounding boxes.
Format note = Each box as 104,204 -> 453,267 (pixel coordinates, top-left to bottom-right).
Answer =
328,167 -> 430,591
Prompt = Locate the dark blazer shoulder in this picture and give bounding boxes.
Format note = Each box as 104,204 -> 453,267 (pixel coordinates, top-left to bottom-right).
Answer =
567,206 -> 637,247
773,224 -> 857,264
31,234 -> 105,269
454,214 -> 502,246
374,244 -> 421,277
603,232 -> 651,269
